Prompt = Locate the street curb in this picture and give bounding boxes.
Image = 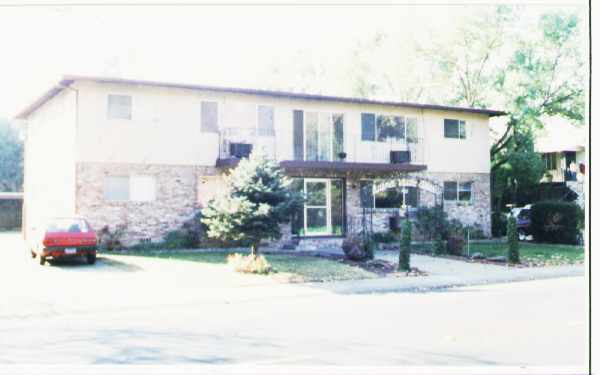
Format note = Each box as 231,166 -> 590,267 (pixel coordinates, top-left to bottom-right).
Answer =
307,266 -> 584,294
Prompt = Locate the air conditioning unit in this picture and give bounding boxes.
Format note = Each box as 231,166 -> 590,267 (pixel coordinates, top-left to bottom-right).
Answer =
390,151 -> 411,164
229,143 -> 253,159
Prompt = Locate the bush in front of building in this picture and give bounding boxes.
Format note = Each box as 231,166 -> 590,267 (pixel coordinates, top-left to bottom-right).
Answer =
491,212 -> 508,238
342,234 -> 375,261
201,152 -> 303,257
530,201 -> 580,244
227,253 -> 273,274
398,220 -> 412,271
507,215 -> 520,264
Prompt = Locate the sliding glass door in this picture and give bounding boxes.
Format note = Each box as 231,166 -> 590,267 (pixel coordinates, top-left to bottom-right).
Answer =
293,111 -> 344,162
291,178 -> 344,237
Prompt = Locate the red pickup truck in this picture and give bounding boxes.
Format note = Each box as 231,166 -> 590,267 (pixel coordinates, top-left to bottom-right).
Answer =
30,217 -> 98,266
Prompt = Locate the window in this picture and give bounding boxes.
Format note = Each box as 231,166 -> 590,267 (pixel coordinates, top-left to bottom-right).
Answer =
290,178 -> 344,237
542,153 -> 557,170
257,105 -> 274,136
201,101 -> 218,133
130,175 -> 156,202
104,175 -> 156,202
362,113 -> 418,142
360,180 -> 418,208
104,176 -> 129,201
361,113 -> 376,141
444,181 -> 472,202
107,95 -> 132,120
444,119 -> 466,139
294,110 -> 344,161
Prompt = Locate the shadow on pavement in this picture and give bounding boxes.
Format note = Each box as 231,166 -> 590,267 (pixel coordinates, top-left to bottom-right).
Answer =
48,256 -> 143,272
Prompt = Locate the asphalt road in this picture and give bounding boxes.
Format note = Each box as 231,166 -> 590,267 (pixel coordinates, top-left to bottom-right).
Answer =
0,232 -> 587,368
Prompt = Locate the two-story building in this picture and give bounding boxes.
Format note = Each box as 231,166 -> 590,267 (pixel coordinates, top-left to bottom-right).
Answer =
16,76 -> 504,247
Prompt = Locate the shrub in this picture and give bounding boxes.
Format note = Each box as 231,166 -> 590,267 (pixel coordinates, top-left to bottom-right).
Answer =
98,224 -> 127,250
446,235 -> 465,255
342,235 -> 374,261
414,205 -> 447,240
433,231 -> 445,255
507,215 -> 520,263
491,212 -> 507,238
530,201 -> 579,244
371,231 -> 397,243
227,253 -> 273,274
399,220 -> 412,271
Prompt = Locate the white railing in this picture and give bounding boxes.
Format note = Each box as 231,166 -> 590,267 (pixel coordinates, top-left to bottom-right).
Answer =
345,137 -> 425,165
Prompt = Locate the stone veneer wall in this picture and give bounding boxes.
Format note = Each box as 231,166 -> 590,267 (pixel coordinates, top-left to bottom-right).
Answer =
345,172 -> 491,237
76,162 -> 220,245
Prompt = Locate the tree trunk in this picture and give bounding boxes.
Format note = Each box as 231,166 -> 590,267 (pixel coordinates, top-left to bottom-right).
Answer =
250,242 -> 259,256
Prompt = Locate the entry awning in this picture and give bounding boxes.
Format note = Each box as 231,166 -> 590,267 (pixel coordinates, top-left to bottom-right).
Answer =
279,160 -> 427,174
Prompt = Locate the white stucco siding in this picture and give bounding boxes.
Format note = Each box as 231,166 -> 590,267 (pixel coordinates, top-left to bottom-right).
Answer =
72,81 -> 491,174
421,110 -> 491,173
23,89 -> 77,240
75,81 -> 219,166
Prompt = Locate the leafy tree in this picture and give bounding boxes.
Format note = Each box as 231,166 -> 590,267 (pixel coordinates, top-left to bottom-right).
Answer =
399,219 -> 412,271
491,12 -> 585,171
201,153 -> 303,256
506,215 -> 520,263
0,119 -> 23,192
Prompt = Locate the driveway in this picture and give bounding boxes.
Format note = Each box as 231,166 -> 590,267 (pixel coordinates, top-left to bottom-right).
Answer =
0,232 -> 587,369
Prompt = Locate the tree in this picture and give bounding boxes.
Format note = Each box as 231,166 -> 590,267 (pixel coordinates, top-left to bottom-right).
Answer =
506,215 -> 520,264
399,219 -> 412,271
491,129 -> 546,211
0,119 -> 23,192
491,12 -> 585,171
201,152 -> 303,256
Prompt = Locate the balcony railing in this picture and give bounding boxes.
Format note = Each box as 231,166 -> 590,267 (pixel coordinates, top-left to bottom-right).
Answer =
218,127 -> 277,160
345,137 -> 425,165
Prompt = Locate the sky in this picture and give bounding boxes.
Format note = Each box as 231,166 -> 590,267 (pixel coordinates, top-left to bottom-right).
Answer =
0,1 -> 588,120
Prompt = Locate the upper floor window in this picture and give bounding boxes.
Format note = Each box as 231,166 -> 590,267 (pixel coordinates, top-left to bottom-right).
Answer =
107,95 -> 132,120
361,113 -> 418,142
201,101 -> 219,133
293,110 -> 344,161
443,181 -> 472,202
257,105 -> 274,136
444,119 -> 466,139
103,175 -> 156,202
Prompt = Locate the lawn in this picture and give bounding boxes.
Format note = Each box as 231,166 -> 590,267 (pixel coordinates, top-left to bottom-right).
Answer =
113,249 -> 379,283
467,242 -> 584,266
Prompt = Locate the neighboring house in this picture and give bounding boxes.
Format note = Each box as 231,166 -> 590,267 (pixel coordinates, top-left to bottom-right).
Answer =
15,76 -> 504,247
536,117 -> 586,207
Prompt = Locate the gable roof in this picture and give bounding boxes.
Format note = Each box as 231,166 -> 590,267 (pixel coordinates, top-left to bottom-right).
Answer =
15,75 -> 506,120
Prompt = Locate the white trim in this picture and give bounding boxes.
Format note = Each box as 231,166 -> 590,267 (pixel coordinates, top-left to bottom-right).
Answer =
303,178 -> 332,236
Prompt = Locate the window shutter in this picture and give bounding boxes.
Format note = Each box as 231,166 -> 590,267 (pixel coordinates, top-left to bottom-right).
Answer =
443,181 -> 458,201
444,119 -> 459,138
333,114 -> 344,160
293,110 -> 304,160
407,117 -> 418,143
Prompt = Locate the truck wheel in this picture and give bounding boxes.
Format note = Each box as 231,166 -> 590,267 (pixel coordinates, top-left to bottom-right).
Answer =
517,229 -> 527,241
39,255 -> 46,266
86,253 -> 97,265
31,250 -> 36,259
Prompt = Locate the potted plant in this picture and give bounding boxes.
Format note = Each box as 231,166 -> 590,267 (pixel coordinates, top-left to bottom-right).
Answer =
338,152 -> 347,161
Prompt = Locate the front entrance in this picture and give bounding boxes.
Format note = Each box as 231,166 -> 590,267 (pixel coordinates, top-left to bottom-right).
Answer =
291,178 -> 344,237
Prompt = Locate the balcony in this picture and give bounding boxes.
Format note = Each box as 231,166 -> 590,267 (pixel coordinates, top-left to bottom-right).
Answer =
281,137 -> 426,176
216,127 -> 276,168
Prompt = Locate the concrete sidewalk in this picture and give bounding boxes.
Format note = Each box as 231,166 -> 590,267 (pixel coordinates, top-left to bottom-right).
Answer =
307,253 -> 584,294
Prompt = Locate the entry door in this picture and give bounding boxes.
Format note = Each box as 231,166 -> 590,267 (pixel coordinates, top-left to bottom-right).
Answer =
304,179 -> 331,236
